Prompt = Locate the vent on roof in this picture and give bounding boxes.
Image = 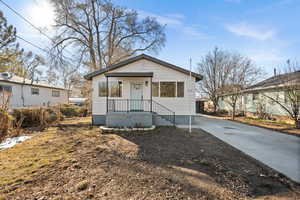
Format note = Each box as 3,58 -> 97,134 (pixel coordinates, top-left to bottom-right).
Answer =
1,72 -> 13,80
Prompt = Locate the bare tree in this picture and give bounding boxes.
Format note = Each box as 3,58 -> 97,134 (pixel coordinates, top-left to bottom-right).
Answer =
19,52 -> 45,106
222,54 -> 262,120
262,61 -> 300,128
51,0 -> 166,71
197,47 -> 232,112
0,89 -> 12,139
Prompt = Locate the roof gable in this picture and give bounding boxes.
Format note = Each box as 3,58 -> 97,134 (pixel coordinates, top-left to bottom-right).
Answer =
84,54 -> 203,81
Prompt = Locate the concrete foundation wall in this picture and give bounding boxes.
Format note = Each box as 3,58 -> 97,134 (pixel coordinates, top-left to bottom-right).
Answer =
106,112 -> 153,128
92,115 -> 106,125
93,114 -> 195,126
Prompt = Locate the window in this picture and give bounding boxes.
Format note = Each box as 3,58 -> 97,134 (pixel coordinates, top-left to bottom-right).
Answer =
98,81 -> 122,97
110,81 -> 122,97
0,85 -> 12,93
99,82 -> 107,97
31,88 -> 39,95
52,90 -> 60,97
160,82 -> 176,97
252,92 -> 259,101
152,82 -> 159,97
177,82 -> 184,97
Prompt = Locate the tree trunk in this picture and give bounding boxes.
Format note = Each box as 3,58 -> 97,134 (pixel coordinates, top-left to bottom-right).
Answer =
232,106 -> 236,120
212,103 -> 217,113
212,98 -> 218,114
295,119 -> 300,129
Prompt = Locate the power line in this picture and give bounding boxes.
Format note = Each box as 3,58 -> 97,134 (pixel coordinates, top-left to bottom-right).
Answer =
0,0 -> 53,41
0,0 -> 73,56
16,35 -> 49,53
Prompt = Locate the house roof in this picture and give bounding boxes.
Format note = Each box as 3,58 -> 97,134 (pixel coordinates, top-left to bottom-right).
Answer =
245,70 -> 300,91
0,73 -> 68,90
84,54 -> 203,81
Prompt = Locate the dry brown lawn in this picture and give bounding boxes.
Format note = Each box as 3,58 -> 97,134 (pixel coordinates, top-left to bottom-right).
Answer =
0,117 -> 299,200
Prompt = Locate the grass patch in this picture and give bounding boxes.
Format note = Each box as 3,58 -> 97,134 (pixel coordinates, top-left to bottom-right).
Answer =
0,127 -> 74,191
243,117 -> 292,126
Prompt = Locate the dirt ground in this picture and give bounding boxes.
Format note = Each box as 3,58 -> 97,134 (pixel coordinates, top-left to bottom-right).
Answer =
0,118 -> 299,200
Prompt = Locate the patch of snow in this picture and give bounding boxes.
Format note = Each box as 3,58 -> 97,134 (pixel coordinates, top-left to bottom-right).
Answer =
0,136 -> 32,150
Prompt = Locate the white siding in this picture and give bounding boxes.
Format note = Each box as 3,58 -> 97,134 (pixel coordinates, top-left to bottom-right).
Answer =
0,81 -> 68,108
219,90 -> 290,117
92,59 -> 196,115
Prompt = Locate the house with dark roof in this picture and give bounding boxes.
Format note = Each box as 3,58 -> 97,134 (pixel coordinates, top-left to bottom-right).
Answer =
219,70 -> 300,119
84,54 -> 203,127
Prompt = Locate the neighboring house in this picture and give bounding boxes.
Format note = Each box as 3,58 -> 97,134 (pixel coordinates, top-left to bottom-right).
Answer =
219,70 -> 300,120
84,54 -> 202,127
0,72 -> 69,108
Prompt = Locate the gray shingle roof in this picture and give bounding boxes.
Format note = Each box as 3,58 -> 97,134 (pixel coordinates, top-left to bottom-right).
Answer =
246,70 -> 300,90
84,54 -> 203,81
0,73 -> 67,90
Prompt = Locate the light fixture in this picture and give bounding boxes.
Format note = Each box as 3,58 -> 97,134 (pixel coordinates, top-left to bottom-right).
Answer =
145,81 -> 148,86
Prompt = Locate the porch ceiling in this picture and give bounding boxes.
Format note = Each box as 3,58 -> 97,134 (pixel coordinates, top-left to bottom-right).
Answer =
104,72 -> 153,77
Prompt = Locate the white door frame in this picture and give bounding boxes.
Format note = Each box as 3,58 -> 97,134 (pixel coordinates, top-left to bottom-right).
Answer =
130,82 -> 143,111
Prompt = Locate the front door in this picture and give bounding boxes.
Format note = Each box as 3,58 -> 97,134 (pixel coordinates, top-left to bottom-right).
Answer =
130,82 -> 143,111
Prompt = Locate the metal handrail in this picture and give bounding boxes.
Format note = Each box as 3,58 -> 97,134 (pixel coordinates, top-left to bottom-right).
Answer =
107,99 -> 175,126
152,100 -> 175,126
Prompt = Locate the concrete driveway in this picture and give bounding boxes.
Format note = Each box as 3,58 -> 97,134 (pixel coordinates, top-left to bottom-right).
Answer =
178,115 -> 300,183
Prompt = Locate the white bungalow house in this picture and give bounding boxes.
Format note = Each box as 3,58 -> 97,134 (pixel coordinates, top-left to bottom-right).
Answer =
84,54 -> 203,127
0,72 -> 69,108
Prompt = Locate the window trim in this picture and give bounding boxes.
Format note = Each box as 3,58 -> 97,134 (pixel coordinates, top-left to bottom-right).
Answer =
109,81 -> 123,98
176,81 -> 184,98
159,81 -> 176,98
98,81 -> 123,98
151,81 -> 186,98
31,87 -> 40,95
52,90 -> 60,97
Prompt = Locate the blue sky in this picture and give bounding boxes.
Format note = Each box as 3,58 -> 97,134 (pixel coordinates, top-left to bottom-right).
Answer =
1,0 -> 300,77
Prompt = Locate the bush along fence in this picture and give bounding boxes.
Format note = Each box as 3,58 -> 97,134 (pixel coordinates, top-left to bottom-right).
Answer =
0,104 -> 89,142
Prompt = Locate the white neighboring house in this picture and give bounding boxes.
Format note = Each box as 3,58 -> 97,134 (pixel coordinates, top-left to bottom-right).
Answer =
0,72 -> 69,108
219,70 -> 300,120
84,54 -> 202,127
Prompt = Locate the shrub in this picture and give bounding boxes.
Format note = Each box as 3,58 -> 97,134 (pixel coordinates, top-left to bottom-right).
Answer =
59,104 -> 88,118
0,92 -> 13,141
12,107 -> 61,128
0,110 -> 14,141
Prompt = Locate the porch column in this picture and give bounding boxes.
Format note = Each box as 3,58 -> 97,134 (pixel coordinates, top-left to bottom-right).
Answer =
150,77 -> 152,112
106,76 -> 108,113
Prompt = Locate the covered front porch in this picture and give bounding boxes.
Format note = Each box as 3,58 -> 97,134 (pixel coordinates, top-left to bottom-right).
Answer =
104,72 -> 175,127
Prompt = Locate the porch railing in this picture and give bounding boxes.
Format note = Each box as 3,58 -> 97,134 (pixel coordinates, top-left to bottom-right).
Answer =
107,99 -> 152,112
107,99 -> 175,126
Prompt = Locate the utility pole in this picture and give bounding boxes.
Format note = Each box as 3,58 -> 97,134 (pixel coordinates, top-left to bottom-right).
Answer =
189,58 -> 192,133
